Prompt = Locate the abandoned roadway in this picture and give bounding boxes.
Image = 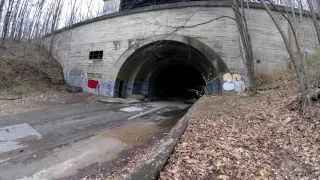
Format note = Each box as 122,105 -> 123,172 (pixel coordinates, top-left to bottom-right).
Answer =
0,98 -> 190,180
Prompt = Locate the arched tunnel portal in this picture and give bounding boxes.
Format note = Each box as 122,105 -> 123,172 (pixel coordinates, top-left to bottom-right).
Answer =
114,36 -> 228,100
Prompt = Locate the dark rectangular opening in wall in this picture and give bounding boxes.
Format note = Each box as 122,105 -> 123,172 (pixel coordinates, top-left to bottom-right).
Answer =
89,51 -> 103,60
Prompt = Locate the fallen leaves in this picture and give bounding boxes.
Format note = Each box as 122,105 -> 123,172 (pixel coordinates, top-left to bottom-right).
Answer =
160,80 -> 320,180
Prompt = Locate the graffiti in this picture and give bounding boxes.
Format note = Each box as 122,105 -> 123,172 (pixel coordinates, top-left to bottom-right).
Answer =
69,75 -> 86,88
103,1 -> 119,14
222,73 -> 245,93
100,79 -> 115,97
206,78 -> 222,95
88,80 -> 99,89
126,81 -> 134,96
113,81 -> 120,97
67,75 -> 116,97
142,82 -> 149,95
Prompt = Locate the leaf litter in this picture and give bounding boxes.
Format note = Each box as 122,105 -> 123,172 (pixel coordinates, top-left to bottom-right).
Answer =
160,80 -> 320,180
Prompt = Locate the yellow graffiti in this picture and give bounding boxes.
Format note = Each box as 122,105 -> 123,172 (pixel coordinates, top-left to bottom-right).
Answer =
222,73 -> 245,93
232,74 -> 241,81
223,73 -> 233,83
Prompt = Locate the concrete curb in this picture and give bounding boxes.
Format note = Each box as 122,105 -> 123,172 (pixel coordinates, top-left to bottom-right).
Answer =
124,105 -> 195,180
97,98 -> 140,104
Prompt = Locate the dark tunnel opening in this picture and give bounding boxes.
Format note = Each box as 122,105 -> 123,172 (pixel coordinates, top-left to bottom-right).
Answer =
115,39 -> 228,100
153,65 -> 205,99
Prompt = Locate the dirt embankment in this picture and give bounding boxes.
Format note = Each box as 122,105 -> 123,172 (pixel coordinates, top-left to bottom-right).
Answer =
0,40 -> 64,93
160,80 -> 320,180
0,40 -> 67,116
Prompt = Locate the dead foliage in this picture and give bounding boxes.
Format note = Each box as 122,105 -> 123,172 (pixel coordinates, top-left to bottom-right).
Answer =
160,80 -> 320,180
0,40 -> 64,91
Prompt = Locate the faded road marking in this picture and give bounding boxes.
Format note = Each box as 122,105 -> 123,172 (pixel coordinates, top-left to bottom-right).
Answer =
0,123 -> 42,152
128,107 -> 163,120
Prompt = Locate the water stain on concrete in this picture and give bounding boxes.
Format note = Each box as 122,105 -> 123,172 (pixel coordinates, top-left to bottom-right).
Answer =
0,141 -> 25,153
0,123 -> 42,152
17,137 -> 124,180
120,107 -> 143,112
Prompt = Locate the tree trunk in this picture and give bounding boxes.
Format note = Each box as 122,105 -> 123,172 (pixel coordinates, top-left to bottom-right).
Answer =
49,0 -> 63,55
10,0 -> 21,39
1,0 -> 14,47
261,0 -> 311,111
0,0 -> 5,24
231,0 -> 256,93
16,0 -> 28,41
307,0 -> 320,45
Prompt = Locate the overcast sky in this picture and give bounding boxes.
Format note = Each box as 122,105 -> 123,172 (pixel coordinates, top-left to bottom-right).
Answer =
51,0 -> 104,28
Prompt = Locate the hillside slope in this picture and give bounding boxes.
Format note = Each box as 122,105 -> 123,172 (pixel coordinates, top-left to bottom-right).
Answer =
0,40 -> 64,93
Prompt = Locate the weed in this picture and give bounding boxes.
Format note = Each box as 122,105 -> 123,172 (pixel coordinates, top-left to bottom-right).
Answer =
47,67 -> 64,84
12,82 -> 35,95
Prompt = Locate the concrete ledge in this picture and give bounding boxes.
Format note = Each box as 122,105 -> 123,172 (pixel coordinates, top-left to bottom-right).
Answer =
124,106 -> 194,180
46,0 -> 314,37
98,97 -> 140,104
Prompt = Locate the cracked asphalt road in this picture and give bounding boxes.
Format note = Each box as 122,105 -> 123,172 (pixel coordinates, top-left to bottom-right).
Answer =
0,97 -> 190,180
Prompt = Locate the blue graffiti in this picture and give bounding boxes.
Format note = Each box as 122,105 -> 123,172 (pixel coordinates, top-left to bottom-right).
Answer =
103,2 -> 119,14
67,75 -> 116,97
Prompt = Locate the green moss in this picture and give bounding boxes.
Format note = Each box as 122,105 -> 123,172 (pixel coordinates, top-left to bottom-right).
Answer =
47,67 -> 64,84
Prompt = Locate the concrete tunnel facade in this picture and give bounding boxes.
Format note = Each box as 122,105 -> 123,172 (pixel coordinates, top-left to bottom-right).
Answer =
46,1 -> 319,98
112,34 -> 228,98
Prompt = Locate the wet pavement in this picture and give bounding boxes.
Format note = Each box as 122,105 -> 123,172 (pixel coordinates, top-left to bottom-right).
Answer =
0,97 -> 190,180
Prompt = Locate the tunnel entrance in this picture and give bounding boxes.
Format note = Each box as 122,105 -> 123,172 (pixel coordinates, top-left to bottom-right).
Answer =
114,38 -> 228,100
154,65 -> 205,99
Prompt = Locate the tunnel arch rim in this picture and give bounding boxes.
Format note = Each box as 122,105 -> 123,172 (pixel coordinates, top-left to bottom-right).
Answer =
114,34 -> 228,72
110,34 -> 229,97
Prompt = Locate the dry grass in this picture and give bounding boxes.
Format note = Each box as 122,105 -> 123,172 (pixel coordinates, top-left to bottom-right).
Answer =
0,39 -> 64,93
308,50 -> 320,88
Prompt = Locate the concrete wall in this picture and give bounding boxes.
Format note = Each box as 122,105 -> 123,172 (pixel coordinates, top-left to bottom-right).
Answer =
47,1 -> 319,97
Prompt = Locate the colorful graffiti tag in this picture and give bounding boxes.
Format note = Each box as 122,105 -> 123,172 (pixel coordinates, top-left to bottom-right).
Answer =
126,81 -> 134,96
142,81 -> 149,95
100,79 -> 116,97
67,75 -> 117,97
103,0 -> 120,14
88,80 -> 99,89
206,78 -> 222,95
222,73 -> 245,93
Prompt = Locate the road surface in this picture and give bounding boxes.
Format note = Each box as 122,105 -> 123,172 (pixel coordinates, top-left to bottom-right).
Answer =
0,97 -> 189,180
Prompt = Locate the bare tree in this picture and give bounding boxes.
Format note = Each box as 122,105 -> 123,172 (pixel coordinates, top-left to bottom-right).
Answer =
231,0 -> 256,93
0,0 -> 6,24
10,0 -> 22,39
16,0 -> 29,41
261,0 -> 311,111
48,0 -> 63,54
1,0 -> 14,47
307,0 -> 320,45
28,0 -> 45,39
85,0 -> 93,20
42,2 -> 54,35
66,0 -> 83,26
32,0 -> 45,39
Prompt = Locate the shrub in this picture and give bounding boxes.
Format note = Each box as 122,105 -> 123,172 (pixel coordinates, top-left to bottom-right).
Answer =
12,82 -> 35,95
46,67 -> 64,84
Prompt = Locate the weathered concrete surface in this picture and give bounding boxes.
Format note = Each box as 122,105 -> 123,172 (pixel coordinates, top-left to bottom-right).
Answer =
98,97 -> 140,104
0,98 -> 190,180
125,105 -> 194,180
45,1 -> 319,98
